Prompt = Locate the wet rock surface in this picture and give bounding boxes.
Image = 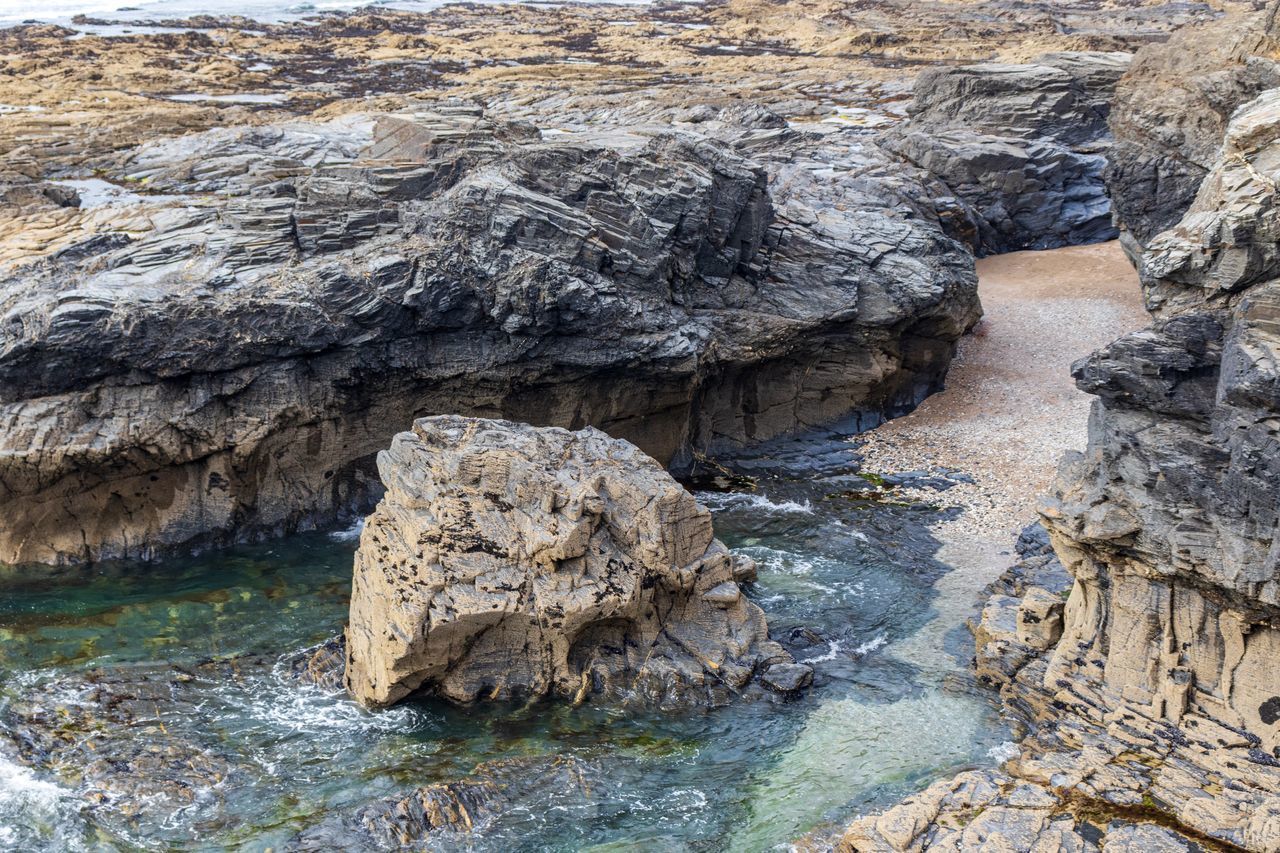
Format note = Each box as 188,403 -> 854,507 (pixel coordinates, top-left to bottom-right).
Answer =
287,755 -> 592,850
345,416 -> 801,709
884,51 -> 1129,255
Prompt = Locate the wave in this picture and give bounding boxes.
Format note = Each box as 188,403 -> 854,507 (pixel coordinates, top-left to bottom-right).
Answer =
695,492 -> 814,516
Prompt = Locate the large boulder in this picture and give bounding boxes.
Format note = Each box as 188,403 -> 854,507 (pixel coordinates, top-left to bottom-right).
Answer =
1105,1 -> 1280,249
344,416 -> 800,709
882,52 -> 1131,255
0,104 -> 979,565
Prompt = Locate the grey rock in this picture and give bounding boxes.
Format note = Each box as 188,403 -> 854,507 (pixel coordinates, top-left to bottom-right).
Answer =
884,52 -> 1131,255
1105,2 -> 1280,248
760,662 -> 814,693
0,105 -> 980,566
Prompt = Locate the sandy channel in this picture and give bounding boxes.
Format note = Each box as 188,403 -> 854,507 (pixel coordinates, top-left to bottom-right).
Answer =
856,240 -> 1148,543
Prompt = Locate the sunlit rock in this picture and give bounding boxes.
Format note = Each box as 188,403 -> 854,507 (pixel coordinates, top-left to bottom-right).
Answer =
344,416 -> 802,709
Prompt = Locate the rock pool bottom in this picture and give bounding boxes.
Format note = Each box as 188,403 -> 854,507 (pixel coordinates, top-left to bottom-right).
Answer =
0,443 -> 1012,851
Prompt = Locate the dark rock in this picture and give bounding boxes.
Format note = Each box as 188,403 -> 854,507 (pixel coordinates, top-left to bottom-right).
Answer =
760,663 -> 815,693
883,52 -> 1131,255
0,105 -> 980,566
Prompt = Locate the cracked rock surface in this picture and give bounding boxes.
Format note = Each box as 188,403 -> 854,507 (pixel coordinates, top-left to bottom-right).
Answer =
0,104 -> 980,566
884,51 -> 1130,256
344,415 -> 800,709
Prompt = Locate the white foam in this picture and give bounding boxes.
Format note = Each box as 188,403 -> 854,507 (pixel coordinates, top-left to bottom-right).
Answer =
986,740 -> 1021,764
800,639 -> 844,664
327,519 -> 364,542
695,492 -> 814,516
853,634 -> 887,656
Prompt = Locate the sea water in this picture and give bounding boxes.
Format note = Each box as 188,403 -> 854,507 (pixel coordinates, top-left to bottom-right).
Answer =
0,437 -> 1010,851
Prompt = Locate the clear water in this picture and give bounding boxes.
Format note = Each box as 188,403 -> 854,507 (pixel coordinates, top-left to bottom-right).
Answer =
0,441 -> 1010,851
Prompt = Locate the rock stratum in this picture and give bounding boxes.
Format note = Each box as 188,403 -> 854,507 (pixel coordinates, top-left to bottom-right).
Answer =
344,416 -> 799,708
1106,1 -> 1280,250
885,51 -> 1130,255
844,15 -> 1280,852
0,103 -> 983,565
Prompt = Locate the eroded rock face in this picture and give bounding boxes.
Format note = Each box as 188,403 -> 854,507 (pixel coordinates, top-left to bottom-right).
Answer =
344,416 -> 799,709
961,88 -> 1280,850
0,104 -> 979,566
884,51 -> 1130,255
1105,1 -> 1280,249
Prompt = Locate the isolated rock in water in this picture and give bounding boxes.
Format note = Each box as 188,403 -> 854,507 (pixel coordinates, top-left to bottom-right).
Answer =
0,104 -> 979,565
344,416 -> 799,708
1105,2 -> 1280,248
883,51 -> 1130,255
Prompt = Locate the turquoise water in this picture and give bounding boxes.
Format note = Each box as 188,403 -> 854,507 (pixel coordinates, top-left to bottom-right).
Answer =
0,455 -> 1010,851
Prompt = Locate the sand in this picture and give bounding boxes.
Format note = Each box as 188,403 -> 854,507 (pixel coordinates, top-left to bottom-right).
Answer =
855,240 -> 1148,542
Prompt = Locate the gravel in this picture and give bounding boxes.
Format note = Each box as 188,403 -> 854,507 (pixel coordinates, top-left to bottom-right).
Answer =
853,241 -> 1148,542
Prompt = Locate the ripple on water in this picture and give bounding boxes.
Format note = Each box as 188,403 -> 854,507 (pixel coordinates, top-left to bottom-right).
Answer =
0,460 -> 1011,850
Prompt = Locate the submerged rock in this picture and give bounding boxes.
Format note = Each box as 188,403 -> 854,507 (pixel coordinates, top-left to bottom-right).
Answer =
287,754 -> 591,850
344,416 -> 801,709
884,51 -> 1130,255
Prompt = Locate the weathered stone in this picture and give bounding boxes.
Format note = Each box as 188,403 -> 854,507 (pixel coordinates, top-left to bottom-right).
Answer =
1105,1 -> 1280,248
884,52 -> 1130,255
344,416 -> 795,709
760,663 -> 815,693
286,754 -> 591,850
1015,587 -> 1065,650
0,105 -> 980,566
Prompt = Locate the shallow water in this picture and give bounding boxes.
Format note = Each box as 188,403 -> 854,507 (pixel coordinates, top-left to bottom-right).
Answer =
0,436 -> 1010,851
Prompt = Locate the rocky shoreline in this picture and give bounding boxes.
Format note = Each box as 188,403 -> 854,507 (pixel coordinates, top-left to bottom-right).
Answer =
5,0 -> 1280,849
829,4 -> 1280,851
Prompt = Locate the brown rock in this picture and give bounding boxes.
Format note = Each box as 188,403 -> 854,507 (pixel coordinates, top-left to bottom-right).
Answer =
343,415 -> 794,709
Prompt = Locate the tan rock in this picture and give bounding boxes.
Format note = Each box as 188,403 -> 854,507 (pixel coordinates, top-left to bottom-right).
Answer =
344,415 -> 798,708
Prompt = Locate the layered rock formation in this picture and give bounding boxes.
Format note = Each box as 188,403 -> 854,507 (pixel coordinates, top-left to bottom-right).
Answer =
1106,1 -> 1280,250
344,416 -> 799,709
884,51 -> 1130,255
842,24 -> 1280,851
0,104 -> 980,565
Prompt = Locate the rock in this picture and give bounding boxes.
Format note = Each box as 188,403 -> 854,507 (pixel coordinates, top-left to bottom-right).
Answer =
0,104 -> 980,566
284,636 -> 348,691
287,754 -> 592,850
1014,587 -> 1064,650
835,767 -> 1214,852
981,83 -> 1280,849
760,663 -> 814,693
343,416 -> 796,709
1105,2 -> 1280,248
883,52 -> 1130,255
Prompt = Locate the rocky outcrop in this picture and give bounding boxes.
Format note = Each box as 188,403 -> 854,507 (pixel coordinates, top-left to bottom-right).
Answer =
1105,2 -> 1280,249
884,51 -> 1130,255
0,104 -> 980,566
344,416 -> 800,709
922,84 -> 1280,853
